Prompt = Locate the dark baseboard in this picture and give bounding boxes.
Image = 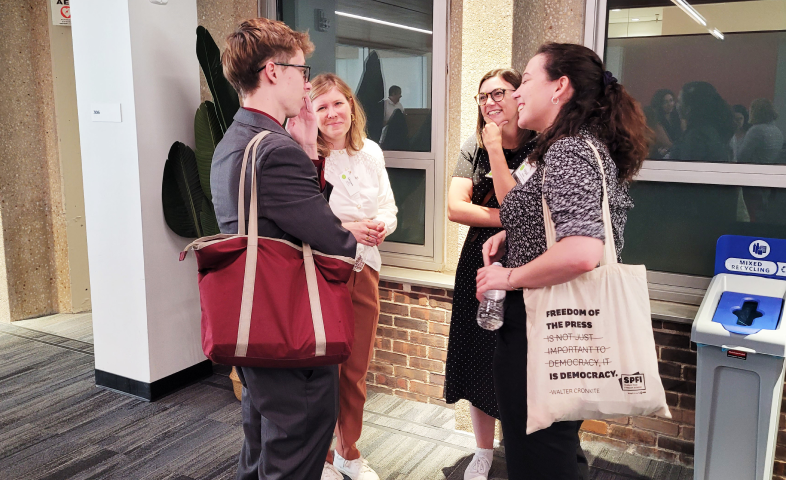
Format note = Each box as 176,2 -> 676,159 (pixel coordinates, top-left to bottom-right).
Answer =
95,360 -> 213,401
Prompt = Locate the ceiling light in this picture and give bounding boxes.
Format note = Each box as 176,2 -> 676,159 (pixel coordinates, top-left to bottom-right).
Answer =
612,9 -> 622,12
631,18 -> 640,21
335,11 -> 433,34
710,28 -> 725,40
671,0 -> 707,27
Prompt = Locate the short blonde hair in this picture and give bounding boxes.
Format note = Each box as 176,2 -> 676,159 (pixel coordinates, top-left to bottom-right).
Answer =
222,18 -> 314,97
750,98 -> 778,125
310,73 -> 368,158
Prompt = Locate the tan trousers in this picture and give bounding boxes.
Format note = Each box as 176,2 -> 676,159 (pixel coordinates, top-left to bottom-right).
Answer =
328,265 -> 380,462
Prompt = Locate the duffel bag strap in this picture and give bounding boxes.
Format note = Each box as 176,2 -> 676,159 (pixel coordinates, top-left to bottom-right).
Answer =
235,130 -> 270,357
302,243 -> 327,357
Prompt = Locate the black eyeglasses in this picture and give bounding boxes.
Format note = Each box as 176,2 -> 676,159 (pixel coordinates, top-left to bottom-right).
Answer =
474,88 -> 509,106
256,62 -> 311,82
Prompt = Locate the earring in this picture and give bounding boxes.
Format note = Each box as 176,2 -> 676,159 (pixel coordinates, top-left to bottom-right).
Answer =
551,96 -> 559,105
351,114 -> 356,123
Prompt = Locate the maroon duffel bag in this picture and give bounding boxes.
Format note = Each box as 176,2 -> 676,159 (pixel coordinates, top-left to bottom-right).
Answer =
181,131 -> 355,368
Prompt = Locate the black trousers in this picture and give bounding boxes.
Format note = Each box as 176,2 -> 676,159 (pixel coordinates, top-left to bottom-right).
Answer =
493,291 -> 589,480
236,365 -> 339,480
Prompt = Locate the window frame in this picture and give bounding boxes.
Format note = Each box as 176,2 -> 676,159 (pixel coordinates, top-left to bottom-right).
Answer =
267,0 -> 448,271
377,0 -> 448,271
381,158 -> 435,258
585,0 -> 786,304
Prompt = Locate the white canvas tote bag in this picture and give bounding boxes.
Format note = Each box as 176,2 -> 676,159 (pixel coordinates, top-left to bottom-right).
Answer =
523,140 -> 670,434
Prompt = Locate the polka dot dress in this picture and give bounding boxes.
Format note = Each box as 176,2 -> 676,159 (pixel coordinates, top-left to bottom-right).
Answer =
444,135 -> 534,419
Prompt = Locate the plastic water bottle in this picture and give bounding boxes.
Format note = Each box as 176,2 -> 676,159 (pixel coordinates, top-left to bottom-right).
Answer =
477,262 -> 506,331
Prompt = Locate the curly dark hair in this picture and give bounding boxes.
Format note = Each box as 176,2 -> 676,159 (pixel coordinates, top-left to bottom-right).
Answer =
529,43 -> 649,182
678,81 -> 735,141
650,89 -> 679,127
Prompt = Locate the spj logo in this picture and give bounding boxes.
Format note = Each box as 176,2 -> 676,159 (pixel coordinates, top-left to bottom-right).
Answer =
750,239 -> 771,259
619,373 -> 646,392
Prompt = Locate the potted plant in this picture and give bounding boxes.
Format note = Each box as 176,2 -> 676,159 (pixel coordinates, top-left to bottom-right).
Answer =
162,26 -> 243,400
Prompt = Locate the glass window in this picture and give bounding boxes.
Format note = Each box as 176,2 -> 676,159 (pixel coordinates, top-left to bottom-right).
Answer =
606,0 -> 786,164
596,0 -> 786,285
281,0 -> 433,152
624,182 -> 786,277
386,168 -> 426,245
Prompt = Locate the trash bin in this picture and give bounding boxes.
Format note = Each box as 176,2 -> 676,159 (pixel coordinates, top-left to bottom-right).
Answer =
692,235 -> 786,480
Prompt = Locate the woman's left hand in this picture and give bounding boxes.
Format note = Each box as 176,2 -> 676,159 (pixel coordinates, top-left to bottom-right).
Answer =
476,264 -> 513,301
372,221 -> 387,245
481,120 -> 507,152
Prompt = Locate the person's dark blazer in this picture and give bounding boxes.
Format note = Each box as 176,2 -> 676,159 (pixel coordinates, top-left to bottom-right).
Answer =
211,108 -> 356,258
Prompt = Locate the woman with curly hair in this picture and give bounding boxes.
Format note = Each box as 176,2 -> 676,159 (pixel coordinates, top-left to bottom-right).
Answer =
476,43 -> 649,479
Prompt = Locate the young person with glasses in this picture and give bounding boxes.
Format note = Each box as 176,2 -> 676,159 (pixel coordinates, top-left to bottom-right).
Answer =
445,68 -> 533,480
211,18 -> 359,480
476,43 -> 648,479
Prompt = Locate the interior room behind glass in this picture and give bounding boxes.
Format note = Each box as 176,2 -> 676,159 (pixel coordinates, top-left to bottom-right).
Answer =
605,0 -> 786,277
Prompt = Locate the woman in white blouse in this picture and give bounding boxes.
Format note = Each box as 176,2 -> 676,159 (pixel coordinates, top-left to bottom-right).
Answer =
310,73 -> 398,480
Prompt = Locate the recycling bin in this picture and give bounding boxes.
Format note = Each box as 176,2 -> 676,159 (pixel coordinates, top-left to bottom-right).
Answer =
692,236 -> 786,480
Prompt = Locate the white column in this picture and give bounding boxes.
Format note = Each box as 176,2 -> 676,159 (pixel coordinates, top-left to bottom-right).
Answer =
71,0 -> 204,387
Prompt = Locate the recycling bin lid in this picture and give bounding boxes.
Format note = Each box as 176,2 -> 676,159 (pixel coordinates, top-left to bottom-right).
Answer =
711,291 -> 783,335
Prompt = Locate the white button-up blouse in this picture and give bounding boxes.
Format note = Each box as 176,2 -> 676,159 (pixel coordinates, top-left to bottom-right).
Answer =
325,139 -> 398,272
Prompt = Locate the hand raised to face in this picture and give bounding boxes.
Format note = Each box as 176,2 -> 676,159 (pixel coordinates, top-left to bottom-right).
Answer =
481,120 -> 508,152
286,95 -> 319,152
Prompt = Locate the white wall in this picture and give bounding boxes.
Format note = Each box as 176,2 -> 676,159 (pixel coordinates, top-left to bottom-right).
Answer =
72,0 -> 203,383
128,1 -> 203,382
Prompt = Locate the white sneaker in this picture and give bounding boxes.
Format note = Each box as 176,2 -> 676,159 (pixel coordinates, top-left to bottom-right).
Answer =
464,448 -> 493,480
333,452 -> 380,480
321,462 -> 345,480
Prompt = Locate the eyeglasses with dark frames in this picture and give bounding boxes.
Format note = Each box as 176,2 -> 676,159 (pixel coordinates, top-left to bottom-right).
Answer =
256,62 -> 311,82
474,88 -> 509,106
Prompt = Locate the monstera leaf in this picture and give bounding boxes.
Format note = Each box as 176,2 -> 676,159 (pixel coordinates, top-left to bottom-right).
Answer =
194,101 -> 223,201
196,26 -> 240,133
162,142 -> 204,238
162,26 -> 240,239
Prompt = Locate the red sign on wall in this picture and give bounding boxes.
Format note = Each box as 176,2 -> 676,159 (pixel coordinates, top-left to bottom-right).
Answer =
52,0 -> 70,26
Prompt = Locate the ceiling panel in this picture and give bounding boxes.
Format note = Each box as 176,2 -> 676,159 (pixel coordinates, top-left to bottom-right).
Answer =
336,0 -> 433,30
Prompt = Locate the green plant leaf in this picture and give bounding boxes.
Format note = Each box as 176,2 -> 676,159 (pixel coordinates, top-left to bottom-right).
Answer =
200,197 -> 221,236
162,142 -> 204,238
194,101 -> 223,202
196,26 -> 240,133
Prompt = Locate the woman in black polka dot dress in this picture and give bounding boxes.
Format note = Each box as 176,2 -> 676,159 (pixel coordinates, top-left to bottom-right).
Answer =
445,68 -> 533,480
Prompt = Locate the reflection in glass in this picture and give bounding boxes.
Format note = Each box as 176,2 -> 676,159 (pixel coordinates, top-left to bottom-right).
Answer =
282,0 -> 433,152
737,98 -> 784,164
669,81 -> 736,162
624,182 -> 786,277
605,1 -> 786,164
385,168 -> 426,245
646,89 -> 682,158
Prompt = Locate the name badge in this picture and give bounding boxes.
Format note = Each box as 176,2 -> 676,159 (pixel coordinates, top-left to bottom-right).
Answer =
514,162 -> 536,184
340,169 -> 361,196
485,168 -> 515,179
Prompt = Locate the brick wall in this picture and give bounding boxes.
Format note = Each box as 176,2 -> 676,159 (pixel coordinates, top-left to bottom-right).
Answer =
368,283 -> 786,476
367,281 -> 453,406
578,319 -> 697,467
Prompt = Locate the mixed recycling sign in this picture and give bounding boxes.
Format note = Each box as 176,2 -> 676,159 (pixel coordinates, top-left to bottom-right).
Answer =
715,235 -> 786,279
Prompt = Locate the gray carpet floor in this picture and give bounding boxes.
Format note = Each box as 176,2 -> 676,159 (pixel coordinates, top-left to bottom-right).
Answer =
0,321 -> 692,479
